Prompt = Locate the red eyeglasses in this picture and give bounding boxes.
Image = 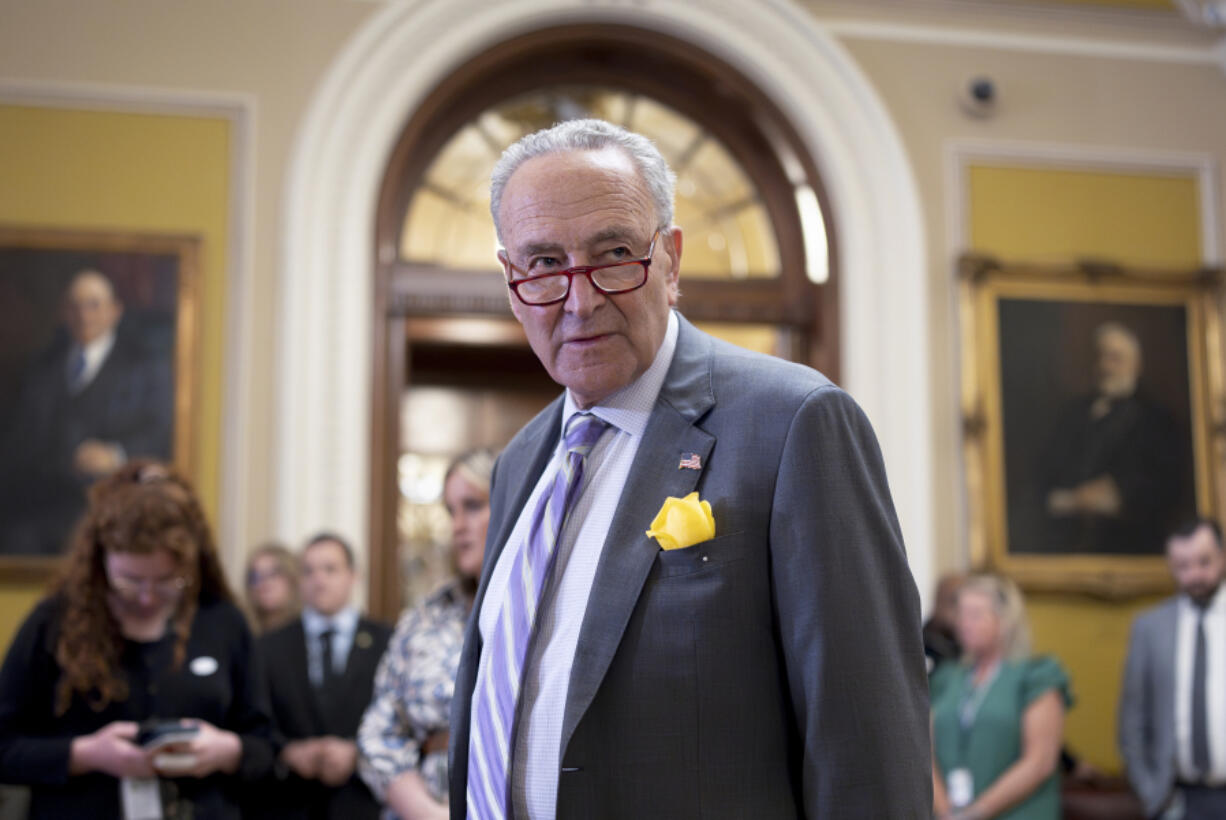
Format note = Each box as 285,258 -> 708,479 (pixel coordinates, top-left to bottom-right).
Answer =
504,229 -> 661,306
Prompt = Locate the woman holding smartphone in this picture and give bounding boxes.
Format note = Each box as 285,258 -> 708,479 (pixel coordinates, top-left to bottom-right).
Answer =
0,461 -> 274,819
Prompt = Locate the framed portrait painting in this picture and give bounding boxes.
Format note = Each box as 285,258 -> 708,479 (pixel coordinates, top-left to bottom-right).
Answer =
959,254 -> 1225,597
0,227 -> 199,573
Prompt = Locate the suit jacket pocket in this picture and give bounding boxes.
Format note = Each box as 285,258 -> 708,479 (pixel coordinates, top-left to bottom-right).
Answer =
654,531 -> 747,578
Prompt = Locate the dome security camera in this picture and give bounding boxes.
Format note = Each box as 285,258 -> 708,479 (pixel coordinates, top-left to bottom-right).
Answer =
959,76 -> 997,118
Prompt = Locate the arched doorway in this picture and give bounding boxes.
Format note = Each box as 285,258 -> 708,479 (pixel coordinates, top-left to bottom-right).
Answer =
277,0 -> 933,617
370,24 -> 837,616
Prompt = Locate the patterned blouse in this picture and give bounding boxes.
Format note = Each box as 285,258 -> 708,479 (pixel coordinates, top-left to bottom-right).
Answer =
357,580 -> 469,811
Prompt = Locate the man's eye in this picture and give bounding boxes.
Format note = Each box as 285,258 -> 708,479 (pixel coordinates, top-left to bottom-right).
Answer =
530,256 -> 561,271
607,246 -> 631,259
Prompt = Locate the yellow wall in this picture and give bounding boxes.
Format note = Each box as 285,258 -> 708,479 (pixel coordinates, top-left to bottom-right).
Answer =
969,166 -> 1202,268
0,105 -> 229,648
969,165 -> 1202,771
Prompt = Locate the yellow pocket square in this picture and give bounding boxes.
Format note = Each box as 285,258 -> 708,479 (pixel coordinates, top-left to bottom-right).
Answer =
645,492 -> 716,550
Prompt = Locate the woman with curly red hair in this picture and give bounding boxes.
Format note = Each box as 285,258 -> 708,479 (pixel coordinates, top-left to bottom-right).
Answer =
0,460 -> 274,819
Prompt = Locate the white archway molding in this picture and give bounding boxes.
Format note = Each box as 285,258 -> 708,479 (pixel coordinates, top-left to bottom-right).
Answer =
278,0 -> 935,608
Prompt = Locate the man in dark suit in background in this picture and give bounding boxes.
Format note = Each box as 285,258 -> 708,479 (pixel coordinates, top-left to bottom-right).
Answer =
449,119 -> 929,819
257,533 -> 392,820
0,268 -> 172,555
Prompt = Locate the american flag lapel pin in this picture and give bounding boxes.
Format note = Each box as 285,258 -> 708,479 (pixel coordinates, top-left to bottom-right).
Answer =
678,452 -> 702,470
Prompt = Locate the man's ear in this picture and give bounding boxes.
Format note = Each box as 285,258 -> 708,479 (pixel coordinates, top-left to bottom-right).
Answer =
498,250 -> 525,321
663,226 -> 683,306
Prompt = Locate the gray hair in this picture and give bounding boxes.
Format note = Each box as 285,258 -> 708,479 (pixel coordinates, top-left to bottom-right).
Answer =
1095,321 -> 1142,359
489,118 -> 676,244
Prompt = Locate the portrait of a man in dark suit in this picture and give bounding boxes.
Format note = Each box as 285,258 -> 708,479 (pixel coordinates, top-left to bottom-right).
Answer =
1000,300 -> 1197,557
0,266 -> 173,556
1041,321 -> 1184,554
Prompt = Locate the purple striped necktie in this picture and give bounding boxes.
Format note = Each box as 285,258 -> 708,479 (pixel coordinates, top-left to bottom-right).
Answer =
467,412 -> 610,820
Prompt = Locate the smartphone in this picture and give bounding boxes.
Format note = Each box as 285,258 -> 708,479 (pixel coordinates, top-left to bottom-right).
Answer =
136,720 -> 199,750
137,720 -> 200,771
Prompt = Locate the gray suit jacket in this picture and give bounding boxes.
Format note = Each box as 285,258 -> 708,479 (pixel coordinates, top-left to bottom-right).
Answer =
449,316 -> 931,818
1119,597 -> 1181,818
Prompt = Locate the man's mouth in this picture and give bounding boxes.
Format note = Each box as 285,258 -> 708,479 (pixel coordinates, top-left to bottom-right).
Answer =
564,332 -> 611,345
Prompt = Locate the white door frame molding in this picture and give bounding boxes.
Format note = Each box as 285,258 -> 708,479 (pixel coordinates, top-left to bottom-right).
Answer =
278,0 -> 935,606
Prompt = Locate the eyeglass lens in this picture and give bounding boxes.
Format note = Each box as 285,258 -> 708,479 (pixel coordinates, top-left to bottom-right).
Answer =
516,262 -> 647,305
247,568 -> 284,587
111,575 -> 186,599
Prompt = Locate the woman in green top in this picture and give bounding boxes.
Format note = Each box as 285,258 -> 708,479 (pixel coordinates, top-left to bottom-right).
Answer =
931,574 -> 1074,820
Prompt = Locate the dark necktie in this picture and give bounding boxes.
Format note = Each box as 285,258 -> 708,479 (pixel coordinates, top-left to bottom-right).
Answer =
1191,606 -> 1210,776
68,349 -> 87,392
319,627 -> 337,688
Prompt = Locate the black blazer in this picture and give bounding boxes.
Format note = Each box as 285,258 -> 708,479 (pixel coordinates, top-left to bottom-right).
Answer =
0,596 -> 274,820
254,616 -> 392,820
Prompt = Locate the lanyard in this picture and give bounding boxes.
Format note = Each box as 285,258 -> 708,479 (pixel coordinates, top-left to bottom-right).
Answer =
955,662 -> 1000,763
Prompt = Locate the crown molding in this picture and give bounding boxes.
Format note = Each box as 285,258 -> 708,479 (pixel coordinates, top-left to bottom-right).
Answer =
806,0 -> 1199,33
804,0 -> 1224,70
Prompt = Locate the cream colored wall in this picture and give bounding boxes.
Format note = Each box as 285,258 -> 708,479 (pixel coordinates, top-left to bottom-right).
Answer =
0,0 -> 376,573
0,106 -> 231,647
4,1 -> 1218,570
837,35 -> 1226,571
968,164 -> 1203,770
836,34 -> 1226,771
2,0 -> 1225,767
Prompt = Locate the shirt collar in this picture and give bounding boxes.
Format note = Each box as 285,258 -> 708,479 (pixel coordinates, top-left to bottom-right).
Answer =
75,330 -> 116,368
1181,583 -> 1225,616
302,605 -> 358,636
562,309 -> 679,439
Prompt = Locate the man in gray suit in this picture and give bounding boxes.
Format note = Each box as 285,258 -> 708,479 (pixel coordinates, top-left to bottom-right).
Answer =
1120,518 -> 1226,819
449,119 -> 930,818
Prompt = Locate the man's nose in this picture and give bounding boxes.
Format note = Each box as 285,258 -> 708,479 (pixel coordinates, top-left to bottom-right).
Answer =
564,271 -> 606,316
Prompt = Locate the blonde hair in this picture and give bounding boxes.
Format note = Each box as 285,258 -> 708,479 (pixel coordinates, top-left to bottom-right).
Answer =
445,448 -> 497,497
243,541 -> 301,633
959,573 -> 1032,661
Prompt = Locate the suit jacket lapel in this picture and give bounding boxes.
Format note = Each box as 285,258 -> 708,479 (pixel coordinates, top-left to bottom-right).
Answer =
450,397 -> 563,789
480,397 -> 565,617
340,618 -> 373,682
1158,600 -> 1180,728
560,316 -> 715,752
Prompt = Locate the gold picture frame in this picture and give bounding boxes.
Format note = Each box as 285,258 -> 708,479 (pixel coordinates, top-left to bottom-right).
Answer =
0,227 -> 200,579
959,253 -> 1225,597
